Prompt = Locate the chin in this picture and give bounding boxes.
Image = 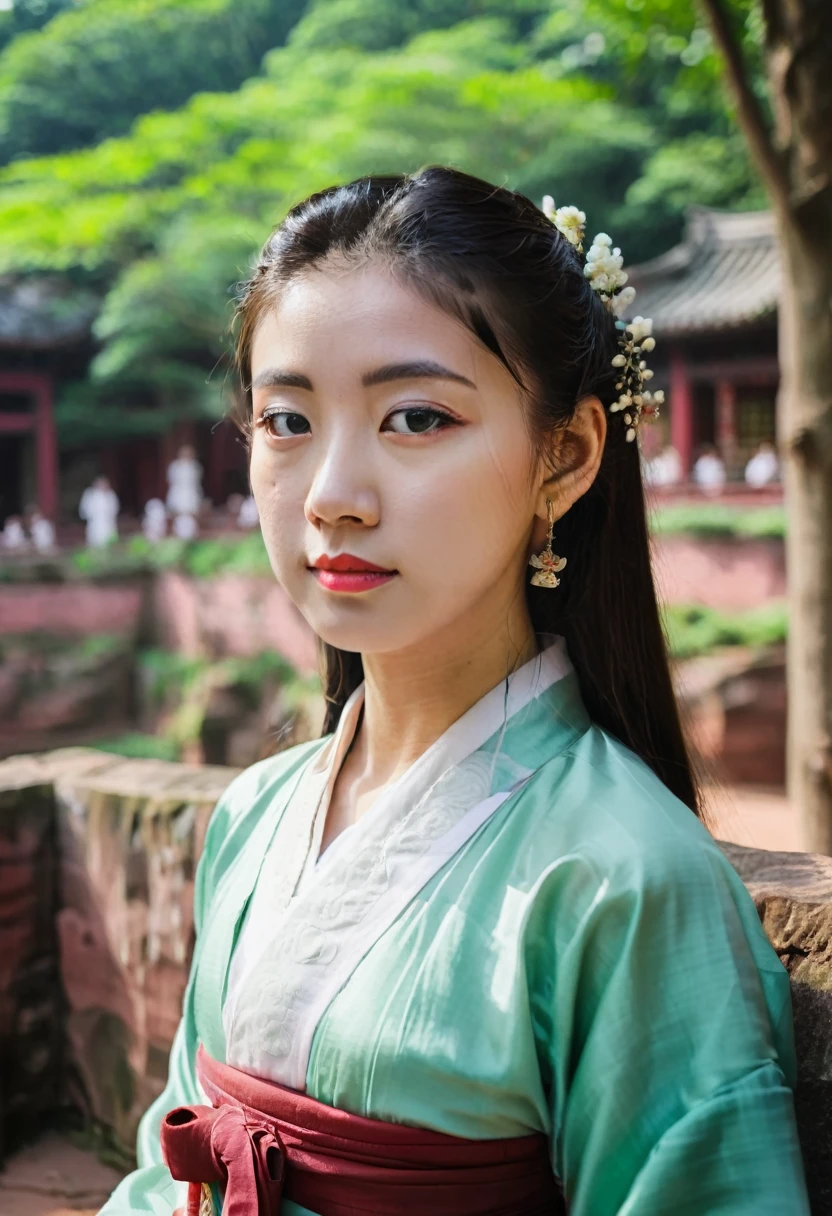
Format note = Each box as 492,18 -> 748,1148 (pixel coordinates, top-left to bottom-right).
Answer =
303,603 -> 434,658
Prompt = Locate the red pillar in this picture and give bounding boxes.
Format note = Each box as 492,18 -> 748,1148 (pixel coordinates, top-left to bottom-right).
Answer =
669,346 -> 694,478
35,376 -> 58,520
715,379 -> 738,476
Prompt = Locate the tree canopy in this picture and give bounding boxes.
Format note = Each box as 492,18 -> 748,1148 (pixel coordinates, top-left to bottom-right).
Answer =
0,0 -> 765,443
0,0 -> 306,161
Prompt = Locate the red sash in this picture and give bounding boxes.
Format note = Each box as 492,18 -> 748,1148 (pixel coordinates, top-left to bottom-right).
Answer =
160,1044 -> 566,1215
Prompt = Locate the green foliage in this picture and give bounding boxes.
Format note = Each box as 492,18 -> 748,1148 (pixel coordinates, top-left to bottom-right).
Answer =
663,602 -> 788,660
0,0 -> 305,161
0,0 -> 769,440
135,643 -> 305,753
64,530 -> 273,580
651,503 -> 786,539
137,646 -> 207,708
288,0 -> 549,54
93,731 -> 182,761
0,0 -> 71,54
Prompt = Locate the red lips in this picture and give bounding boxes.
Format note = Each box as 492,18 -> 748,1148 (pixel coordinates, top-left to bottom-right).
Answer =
312,553 -> 393,573
309,553 -> 397,593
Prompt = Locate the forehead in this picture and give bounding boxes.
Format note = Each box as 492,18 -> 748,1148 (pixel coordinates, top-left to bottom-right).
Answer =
249,261 -> 481,375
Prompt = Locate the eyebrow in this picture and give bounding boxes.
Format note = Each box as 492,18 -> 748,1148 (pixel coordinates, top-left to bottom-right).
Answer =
250,360 -> 477,393
362,360 -> 477,390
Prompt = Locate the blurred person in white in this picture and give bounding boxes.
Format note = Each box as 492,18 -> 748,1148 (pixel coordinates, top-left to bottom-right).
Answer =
644,443 -> 682,487
172,512 -> 199,541
692,443 -> 726,497
79,475 -> 119,547
237,493 -> 260,528
225,491 -> 244,524
166,444 -> 203,517
142,497 -> 168,542
1,514 -> 27,550
745,439 -> 780,488
30,510 -> 56,552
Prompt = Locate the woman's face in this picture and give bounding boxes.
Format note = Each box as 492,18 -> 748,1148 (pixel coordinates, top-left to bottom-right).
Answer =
248,260 -> 544,658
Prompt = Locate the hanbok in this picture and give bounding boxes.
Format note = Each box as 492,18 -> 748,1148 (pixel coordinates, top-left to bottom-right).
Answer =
101,637 -> 809,1215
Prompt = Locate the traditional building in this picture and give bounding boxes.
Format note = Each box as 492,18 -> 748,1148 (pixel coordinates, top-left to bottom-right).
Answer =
627,207 -> 780,479
1,208 -> 781,525
0,275 -> 96,523
0,276 -> 248,526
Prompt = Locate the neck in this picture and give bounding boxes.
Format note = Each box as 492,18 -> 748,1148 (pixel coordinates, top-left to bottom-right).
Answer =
353,590 -> 538,791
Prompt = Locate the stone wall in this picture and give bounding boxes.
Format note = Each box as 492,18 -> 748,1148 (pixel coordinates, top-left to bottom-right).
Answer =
651,534 -> 786,610
151,570 -> 317,670
721,842 -> 832,1211
0,582 -> 145,641
0,748 -> 238,1156
0,751 -> 828,1210
0,767 -> 63,1162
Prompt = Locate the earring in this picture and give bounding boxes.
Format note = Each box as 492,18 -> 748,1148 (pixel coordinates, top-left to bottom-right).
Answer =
529,499 -> 567,588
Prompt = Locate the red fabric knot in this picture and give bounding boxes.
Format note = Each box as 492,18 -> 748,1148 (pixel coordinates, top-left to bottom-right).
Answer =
161,1102 -> 285,1216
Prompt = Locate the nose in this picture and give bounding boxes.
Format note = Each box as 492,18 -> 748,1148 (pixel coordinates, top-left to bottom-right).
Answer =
304,446 -> 380,530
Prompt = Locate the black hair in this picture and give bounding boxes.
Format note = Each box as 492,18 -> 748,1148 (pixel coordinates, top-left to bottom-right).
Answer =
235,166 -> 703,818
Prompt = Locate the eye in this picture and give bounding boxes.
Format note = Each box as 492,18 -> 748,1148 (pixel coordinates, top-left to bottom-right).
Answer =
260,409 -> 311,438
382,406 -> 457,436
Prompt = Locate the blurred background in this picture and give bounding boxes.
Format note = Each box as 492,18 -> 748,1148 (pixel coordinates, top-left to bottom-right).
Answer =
0,0 -> 816,1211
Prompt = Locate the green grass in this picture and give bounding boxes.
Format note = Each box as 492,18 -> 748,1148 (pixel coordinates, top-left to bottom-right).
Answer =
650,503 -> 786,539
663,602 -> 788,660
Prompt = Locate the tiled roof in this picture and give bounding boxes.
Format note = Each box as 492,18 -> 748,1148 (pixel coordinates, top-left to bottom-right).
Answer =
0,275 -> 98,348
625,208 -> 780,336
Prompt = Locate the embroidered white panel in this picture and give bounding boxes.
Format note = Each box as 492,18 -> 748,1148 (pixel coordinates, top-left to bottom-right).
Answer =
223,637 -> 572,1089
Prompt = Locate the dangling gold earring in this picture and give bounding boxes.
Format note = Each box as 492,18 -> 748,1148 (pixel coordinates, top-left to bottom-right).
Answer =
529,498 -> 567,588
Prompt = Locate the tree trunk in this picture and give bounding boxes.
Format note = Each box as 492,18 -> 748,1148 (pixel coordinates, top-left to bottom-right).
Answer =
778,218 -> 832,853
701,0 -> 832,850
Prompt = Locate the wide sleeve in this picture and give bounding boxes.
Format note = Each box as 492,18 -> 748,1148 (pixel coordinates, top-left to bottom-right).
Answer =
532,838 -> 811,1215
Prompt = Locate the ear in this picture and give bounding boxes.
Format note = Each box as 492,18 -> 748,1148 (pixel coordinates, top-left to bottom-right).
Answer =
533,394 -> 606,525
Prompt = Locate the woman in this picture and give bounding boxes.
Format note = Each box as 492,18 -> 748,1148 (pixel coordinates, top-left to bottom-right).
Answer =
102,169 -> 809,1215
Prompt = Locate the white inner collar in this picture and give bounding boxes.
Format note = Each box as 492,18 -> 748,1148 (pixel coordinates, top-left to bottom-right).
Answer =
304,634 -> 572,876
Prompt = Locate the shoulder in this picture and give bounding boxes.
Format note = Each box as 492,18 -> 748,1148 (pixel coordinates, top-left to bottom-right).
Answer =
516,723 -> 743,905
216,738 -> 325,814
515,727 -> 788,988
199,738 -> 327,888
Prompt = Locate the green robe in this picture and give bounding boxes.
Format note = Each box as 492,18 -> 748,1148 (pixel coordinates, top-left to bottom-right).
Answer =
101,638 -> 809,1215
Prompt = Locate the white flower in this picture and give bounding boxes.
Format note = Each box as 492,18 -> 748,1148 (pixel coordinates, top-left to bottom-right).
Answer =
626,316 -> 653,343
653,390 -> 665,405
611,285 -> 636,316
626,428 -> 636,442
553,204 -> 586,248
541,195 -> 555,220
585,234 -> 628,295
641,335 -> 656,352
611,353 -> 627,367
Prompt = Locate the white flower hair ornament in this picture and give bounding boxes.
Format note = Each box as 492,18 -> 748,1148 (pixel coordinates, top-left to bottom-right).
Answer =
541,199 -> 664,443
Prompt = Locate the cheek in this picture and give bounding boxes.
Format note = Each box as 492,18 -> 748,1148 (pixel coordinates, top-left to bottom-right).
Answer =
248,444 -> 304,553
392,434 -> 533,583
